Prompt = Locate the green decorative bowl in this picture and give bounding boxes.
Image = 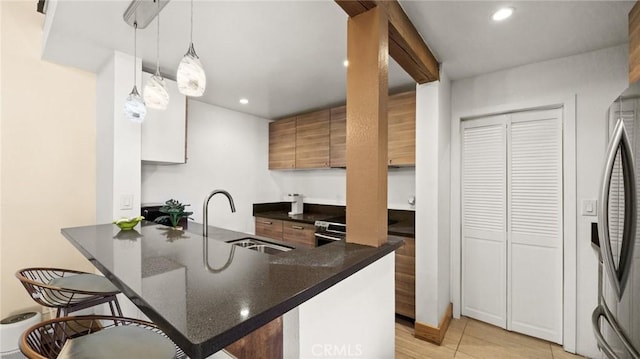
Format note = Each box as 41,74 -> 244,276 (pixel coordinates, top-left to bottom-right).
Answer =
113,216 -> 144,230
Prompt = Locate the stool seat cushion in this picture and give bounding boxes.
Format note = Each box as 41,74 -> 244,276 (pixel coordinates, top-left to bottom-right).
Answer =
48,273 -> 119,293
57,325 -> 176,359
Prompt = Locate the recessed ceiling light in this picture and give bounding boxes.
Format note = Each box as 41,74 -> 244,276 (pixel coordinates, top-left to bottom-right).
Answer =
343,60 -> 349,67
239,98 -> 249,105
492,7 -> 514,21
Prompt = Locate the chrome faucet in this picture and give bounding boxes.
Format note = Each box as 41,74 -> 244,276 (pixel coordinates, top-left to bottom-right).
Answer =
203,189 -> 236,237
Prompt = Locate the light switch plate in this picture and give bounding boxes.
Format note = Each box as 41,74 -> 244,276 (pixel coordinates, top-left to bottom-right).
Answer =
582,199 -> 597,216
120,194 -> 133,210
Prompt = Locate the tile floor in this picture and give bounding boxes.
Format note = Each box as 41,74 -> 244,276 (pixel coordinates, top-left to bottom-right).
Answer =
396,316 -> 585,359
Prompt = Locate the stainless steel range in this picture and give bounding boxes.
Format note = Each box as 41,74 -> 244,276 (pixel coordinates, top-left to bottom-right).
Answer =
314,217 -> 346,246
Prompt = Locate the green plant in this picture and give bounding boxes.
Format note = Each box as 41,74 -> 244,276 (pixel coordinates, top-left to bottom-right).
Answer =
154,199 -> 193,228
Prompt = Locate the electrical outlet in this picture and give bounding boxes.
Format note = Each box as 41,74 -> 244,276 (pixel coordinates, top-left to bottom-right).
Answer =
582,199 -> 597,216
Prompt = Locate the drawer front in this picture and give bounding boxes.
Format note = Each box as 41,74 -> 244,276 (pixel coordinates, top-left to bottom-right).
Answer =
282,221 -> 316,247
255,217 -> 283,240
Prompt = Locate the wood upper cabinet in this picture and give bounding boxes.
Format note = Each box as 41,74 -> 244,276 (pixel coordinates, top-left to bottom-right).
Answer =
295,110 -> 331,168
388,91 -> 416,166
267,91 -> 415,170
330,106 -> 347,168
395,236 -> 415,319
269,117 -> 296,169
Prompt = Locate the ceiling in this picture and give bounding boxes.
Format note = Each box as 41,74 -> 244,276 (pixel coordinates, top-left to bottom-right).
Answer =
42,0 -> 635,119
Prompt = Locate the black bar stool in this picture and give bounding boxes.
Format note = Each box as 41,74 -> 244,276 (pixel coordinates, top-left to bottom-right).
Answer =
20,315 -> 184,359
16,268 -> 122,318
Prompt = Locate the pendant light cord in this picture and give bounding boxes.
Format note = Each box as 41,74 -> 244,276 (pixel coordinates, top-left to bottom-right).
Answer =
133,21 -> 138,89
190,0 -> 194,44
156,0 -> 160,74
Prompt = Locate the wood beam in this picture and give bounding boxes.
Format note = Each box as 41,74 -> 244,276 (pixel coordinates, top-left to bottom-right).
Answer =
630,1 -> 640,83
336,0 -> 439,83
346,6 -> 389,247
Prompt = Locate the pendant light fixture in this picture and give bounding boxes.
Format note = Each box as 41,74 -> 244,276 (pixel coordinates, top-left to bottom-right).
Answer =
144,0 -> 169,110
176,0 -> 206,97
123,21 -> 147,123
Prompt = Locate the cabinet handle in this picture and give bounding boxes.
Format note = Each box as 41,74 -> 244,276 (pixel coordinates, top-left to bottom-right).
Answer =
291,225 -> 304,230
258,221 -> 272,225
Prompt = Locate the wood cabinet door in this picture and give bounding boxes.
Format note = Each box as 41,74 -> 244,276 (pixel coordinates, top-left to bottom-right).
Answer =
282,221 -> 316,247
395,237 -> 415,319
225,317 -> 283,359
269,117 -> 296,169
296,110 -> 330,168
255,217 -> 283,240
388,91 -> 416,166
330,106 -> 346,168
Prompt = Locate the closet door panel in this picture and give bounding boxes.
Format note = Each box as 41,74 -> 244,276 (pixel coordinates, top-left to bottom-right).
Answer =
461,116 -> 508,328
508,109 -> 563,344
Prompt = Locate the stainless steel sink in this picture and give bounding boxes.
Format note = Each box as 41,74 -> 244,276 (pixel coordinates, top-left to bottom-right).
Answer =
228,238 -> 292,254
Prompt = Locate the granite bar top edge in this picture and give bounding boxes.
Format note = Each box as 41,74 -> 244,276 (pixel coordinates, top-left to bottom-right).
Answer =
61,223 -> 403,358
196,237 -> 403,357
61,227 -> 196,356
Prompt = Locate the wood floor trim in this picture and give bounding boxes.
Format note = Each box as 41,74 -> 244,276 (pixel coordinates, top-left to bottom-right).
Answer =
414,303 -> 453,345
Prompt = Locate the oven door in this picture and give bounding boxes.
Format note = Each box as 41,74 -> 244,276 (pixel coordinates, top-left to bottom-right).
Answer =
314,231 -> 345,246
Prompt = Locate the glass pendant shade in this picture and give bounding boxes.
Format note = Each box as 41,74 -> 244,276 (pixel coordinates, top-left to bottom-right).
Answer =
124,86 -> 147,123
144,73 -> 169,110
177,43 -> 206,97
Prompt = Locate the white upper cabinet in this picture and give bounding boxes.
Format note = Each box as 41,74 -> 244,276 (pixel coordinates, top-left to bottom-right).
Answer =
141,71 -> 187,164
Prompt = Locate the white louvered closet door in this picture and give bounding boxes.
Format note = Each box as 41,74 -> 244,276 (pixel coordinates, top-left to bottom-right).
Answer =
508,109 -> 563,344
461,115 -> 508,328
461,109 -> 563,343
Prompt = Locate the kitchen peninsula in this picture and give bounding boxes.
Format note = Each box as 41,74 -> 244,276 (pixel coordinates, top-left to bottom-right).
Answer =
62,222 -> 402,358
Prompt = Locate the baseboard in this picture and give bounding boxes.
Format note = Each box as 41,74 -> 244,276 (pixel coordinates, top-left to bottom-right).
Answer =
414,303 -> 453,345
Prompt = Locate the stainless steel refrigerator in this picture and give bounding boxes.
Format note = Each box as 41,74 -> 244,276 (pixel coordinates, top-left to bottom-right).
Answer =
594,82 -> 640,358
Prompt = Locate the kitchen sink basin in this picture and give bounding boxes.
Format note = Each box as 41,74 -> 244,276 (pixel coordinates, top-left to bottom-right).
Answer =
228,238 -> 292,254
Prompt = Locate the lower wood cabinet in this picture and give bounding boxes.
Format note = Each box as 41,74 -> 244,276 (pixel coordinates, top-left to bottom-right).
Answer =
225,317 -> 283,359
395,236 -> 415,319
255,217 -> 315,247
255,217 -> 283,240
282,221 -> 315,247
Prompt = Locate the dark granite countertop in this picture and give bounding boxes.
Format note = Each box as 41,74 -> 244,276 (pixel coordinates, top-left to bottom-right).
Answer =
253,202 -> 415,238
253,210 -> 337,224
61,222 -> 402,359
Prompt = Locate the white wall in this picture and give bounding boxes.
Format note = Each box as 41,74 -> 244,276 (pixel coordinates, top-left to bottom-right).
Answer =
284,253 -> 395,358
142,101 -> 416,235
270,168 -> 415,210
96,51 -> 142,223
415,69 -> 451,327
450,44 -> 628,357
142,100 -> 282,234
1,1 -> 96,317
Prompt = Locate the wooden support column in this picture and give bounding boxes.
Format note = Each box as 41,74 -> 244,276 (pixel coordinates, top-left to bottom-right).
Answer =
346,6 -> 389,247
630,1 -> 640,83
336,0 -> 440,83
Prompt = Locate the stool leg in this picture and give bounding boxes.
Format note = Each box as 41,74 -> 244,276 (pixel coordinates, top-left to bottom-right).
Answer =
112,296 -> 123,316
108,300 -> 115,316
56,307 -> 63,318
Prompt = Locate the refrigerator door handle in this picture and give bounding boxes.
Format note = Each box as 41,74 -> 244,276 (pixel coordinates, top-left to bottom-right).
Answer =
598,118 -> 637,300
592,303 -> 640,359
